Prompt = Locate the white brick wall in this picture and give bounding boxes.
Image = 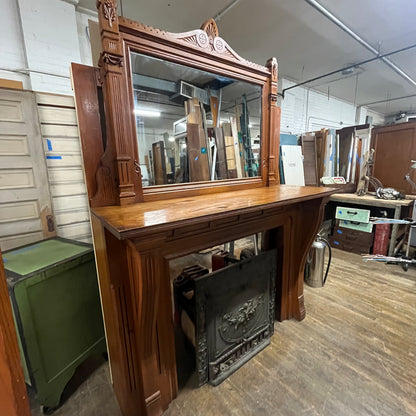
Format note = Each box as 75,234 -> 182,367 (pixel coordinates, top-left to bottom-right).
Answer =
366,108 -> 386,126
0,0 -> 30,87
279,78 -> 385,135
76,7 -> 98,66
17,0 -> 82,94
0,0 -> 96,95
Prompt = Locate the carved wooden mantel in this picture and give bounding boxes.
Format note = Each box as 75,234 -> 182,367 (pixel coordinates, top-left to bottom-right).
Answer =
71,2 -> 336,416
90,186 -> 333,415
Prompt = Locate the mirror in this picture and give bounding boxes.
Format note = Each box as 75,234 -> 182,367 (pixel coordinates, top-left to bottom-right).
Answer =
130,52 -> 262,187
74,10 -> 279,206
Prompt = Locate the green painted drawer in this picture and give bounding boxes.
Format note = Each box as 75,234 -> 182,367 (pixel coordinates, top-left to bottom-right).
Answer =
339,219 -> 373,233
335,206 -> 370,223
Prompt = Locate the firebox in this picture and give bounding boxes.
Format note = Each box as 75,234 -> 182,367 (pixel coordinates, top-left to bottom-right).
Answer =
175,249 -> 277,386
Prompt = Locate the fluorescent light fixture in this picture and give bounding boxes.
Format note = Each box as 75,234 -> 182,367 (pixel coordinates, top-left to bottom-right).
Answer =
134,108 -> 161,117
168,136 -> 175,142
248,124 -> 253,128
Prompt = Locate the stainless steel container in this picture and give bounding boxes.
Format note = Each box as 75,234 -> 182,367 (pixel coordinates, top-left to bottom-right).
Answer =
304,236 -> 331,288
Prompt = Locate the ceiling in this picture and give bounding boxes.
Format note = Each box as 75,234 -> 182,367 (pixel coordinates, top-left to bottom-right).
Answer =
79,0 -> 416,117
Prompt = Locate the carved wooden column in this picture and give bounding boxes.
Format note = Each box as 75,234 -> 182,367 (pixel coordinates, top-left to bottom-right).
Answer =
265,57 -> 281,186
96,0 -> 142,205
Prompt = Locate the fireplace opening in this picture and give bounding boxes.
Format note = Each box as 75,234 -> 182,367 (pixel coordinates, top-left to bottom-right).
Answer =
169,237 -> 277,388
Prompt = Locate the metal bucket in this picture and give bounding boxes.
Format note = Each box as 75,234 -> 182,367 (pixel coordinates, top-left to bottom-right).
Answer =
304,236 -> 331,288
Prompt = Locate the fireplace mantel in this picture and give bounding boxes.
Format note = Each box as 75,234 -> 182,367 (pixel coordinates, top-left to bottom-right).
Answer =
91,185 -> 334,415
70,3 -> 337,414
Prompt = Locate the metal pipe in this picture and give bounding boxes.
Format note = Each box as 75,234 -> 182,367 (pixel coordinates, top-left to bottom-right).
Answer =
0,67 -> 70,79
282,42 -> 416,96
360,93 -> 416,107
213,0 -> 241,21
304,0 -> 416,88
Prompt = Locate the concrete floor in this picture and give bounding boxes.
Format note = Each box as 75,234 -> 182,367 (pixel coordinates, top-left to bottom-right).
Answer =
28,355 -> 122,416
29,248 -> 416,415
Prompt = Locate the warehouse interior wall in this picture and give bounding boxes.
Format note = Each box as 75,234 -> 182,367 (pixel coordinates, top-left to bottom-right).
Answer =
279,78 -> 386,135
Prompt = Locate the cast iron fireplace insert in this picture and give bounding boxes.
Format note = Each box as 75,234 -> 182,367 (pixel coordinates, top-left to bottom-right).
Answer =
175,248 -> 277,386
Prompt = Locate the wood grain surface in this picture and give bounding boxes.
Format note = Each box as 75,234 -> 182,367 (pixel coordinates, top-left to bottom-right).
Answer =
91,185 -> 333,415
93,185 -> 335,239
330,193 -> 414,208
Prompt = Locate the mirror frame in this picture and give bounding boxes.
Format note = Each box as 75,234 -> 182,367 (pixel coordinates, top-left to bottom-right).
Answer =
95,0 -> 280,204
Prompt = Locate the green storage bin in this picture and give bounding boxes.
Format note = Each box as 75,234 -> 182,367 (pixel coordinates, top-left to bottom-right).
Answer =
339,219 -> 373,233
335,206 -> 370,223
3,237 -> 107,411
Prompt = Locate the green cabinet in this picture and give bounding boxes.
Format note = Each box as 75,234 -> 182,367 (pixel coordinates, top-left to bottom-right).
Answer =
3,238 -> 106,411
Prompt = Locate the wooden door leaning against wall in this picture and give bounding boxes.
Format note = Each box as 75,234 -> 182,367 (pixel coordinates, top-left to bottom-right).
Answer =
0,88 -> 56,250
372,122 -> 416,195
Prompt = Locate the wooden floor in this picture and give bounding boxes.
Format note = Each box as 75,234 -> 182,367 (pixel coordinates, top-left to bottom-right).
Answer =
29,248 -> 416,416
165,249 -> 416,416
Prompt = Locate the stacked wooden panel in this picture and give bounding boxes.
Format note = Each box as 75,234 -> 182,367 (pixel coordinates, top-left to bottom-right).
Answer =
185,98 -> 210,182
301,133 -> 319,186
222,122 -> 238,179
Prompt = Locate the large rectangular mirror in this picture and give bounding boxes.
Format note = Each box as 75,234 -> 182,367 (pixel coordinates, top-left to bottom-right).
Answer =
130,52 -> 262,187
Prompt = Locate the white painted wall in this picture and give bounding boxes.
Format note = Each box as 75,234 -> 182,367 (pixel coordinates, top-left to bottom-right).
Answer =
76,7 -> 98,67
0,0 -> 30,88
0,0 -> 97,95
278,78 -> 385,135
366,108 -> 387,126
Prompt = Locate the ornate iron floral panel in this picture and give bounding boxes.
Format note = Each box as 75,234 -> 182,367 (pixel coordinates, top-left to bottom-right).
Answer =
194,249 -> 276,386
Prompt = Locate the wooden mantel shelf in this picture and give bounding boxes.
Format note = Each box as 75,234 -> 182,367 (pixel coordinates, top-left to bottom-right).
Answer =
92,185 -> 335,240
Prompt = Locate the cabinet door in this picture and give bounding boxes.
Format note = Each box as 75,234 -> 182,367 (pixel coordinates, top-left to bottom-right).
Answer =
372,122 -> 416,194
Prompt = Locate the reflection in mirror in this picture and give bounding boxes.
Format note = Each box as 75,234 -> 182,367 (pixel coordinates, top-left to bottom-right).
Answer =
130,52 -> 262,187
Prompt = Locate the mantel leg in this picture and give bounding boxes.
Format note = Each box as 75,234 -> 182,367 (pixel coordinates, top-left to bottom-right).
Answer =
92,218 -> 177,416
265,199 -> 327,322
287,198 -> 327,321
127,245 -> 177,415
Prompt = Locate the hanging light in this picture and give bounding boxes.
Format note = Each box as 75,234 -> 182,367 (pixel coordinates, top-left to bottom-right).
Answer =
134,108 -> 161,117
